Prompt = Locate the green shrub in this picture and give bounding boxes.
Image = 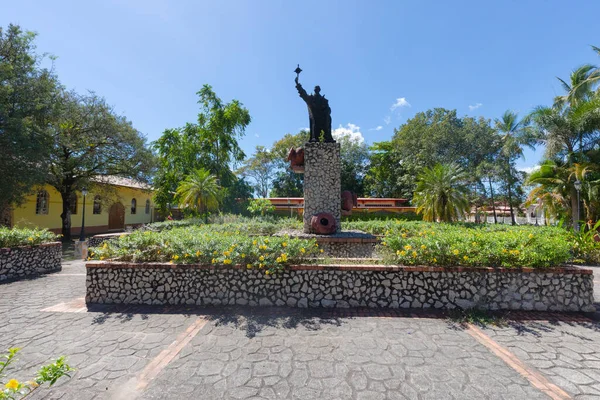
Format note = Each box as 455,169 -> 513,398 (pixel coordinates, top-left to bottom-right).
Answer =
89,225 -> 321,274
342,211 -> 421,222
247,198 -> 275,216
377,222 -> 572,268
144,215 -> 301,236
0,228 -> 58,248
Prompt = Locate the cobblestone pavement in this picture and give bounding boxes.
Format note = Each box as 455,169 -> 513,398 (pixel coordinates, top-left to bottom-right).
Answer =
0,260 -> 598,399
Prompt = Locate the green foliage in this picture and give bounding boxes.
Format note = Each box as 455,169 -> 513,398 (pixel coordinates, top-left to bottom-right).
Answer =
365,109 -> 499,200
0,228 -> 58,248
572,220 -> 600,264
238,146 -> 278,198
337,133 -> 370,196
144,215 -> 301,234
247,198 -> 275,216
0,24 -> 60,210
89,225 -> 319,274
1,348 -> 73,399
412,164 -> 469,222
269,131 -> 308,197
153,85 -> 251,213
374,221 -> 573,268
175,168 -> 220,221
342,211 -> 422,222
47,91 -> 155,240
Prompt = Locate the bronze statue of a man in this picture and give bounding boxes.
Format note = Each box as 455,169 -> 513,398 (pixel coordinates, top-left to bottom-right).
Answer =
295,66 -> 334,143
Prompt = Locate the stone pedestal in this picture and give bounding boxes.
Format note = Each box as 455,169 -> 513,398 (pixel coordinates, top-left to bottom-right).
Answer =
303,142 -> 341,233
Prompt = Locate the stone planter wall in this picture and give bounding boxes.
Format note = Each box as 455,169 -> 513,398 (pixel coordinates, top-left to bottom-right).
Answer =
0,242 -> 62,282
88,233 -> 129,248
86,262 -> 595,312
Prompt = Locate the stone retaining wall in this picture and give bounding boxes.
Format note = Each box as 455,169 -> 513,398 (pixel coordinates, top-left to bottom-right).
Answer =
86,262 -> 595,312
0,242 -> 62,282
88,233 -> 129,248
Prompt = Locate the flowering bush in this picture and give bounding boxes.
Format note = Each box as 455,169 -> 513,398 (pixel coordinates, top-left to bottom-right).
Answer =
1,348 -> 73,399
373,221 -> 573,268
0,228 -> 58,248
89,226 -> 320,274
144,216 -> 301,235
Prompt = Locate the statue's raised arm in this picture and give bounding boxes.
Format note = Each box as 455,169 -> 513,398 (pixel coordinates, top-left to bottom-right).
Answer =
295,79 -> 309,102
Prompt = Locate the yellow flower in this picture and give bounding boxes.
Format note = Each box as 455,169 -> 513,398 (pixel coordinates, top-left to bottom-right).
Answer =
472,242 -> 477,246
212,258 -> 216,264
433,258 -> 437,263
5,379 -> 19,390
247,264 -> 252,269
404,245 -> 412,251
253,240 -> 257,245
420,245 -> 426,250
264,239 -> 269,244
173,255 -> 179,260
196,251 -> 201,257
282,242 -> 287,247
87,257 -> 91,261
382,242 -> 387,246
401,233 -> 407,238
399,251 -> 407,256
213,251 -> 218,255
315,243 -> 319,247
463,255 -> 469,261
300,248 -> 306,253
528,233 -> 534,239
241,253 -> 246,258
223,250 -> 231,256
276,257 -> 282,263
320,249 -> 324,253
102,243 -> 108,249
259,263 -> 264,268
502,249 -> 507,253
281,253 -> 288,261
452,249 -> 459,255
223,259 -> 232,265
184,253 -> 189,258
412,251 -> 417,258
157,250 -> 161,254
265,270 -> 270,275
259,255 -> 265,261
100,256 -> 105,260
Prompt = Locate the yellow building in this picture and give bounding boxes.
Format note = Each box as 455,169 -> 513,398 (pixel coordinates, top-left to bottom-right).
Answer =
4,177 -> 154,235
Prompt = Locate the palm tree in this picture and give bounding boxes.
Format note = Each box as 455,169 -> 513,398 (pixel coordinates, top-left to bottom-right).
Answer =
175,168 -> 220,223
553,64 -> 600,109
413,164 -> 469,222
495,111 -> 537,225
525,160 -> 571,224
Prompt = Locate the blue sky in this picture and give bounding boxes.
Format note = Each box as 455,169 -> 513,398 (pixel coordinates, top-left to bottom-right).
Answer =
4,0 -> 600,171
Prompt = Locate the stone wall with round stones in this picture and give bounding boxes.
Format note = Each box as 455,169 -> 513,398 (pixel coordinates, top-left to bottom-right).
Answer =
85,263 -> 595,312
0,242 -> 62,283
303,142 -> 341,234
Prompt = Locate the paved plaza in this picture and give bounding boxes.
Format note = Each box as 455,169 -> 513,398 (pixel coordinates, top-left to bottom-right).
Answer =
0,260 -> 599,399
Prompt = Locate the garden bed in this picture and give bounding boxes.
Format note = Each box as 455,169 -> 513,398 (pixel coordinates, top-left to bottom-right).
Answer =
85,261 -> 595,312
1,242 -> 62,283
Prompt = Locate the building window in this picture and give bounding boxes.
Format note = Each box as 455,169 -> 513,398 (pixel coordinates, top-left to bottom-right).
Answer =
145,199 -> 150,214
93,196 -> 102,214
131,198 -> 137,214
69,193 -> 78,215
36,190 -> 49,215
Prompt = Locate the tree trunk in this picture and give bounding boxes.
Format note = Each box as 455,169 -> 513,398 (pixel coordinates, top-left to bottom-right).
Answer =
488,177 -> 497,224
60,190 -> 73,242
507,185 -> 516,225
570,187 -> 579,231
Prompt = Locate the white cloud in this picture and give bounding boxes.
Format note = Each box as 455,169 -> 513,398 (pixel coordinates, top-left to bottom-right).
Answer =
332,123 -> 364,143
468,103 -> 483,111
390,97 -> 411,111
254,133 -> 260,138
518,165 -> 540,174
384,116 -> 391,125
369,126 -> 383,131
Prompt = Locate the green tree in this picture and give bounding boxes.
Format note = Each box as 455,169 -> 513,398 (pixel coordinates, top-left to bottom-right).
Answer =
154,85 -> 251,211
247,198 -> 275,216
336,133 -> 370,196
365,109 -> 498,201
0,24 -> 60,212
494,110 -> 537,225
269,131 -> 309,197
48,91 -> 155,240
412,164 -> 469,222
238,146 -> 277,198
175,168 -> 220,223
